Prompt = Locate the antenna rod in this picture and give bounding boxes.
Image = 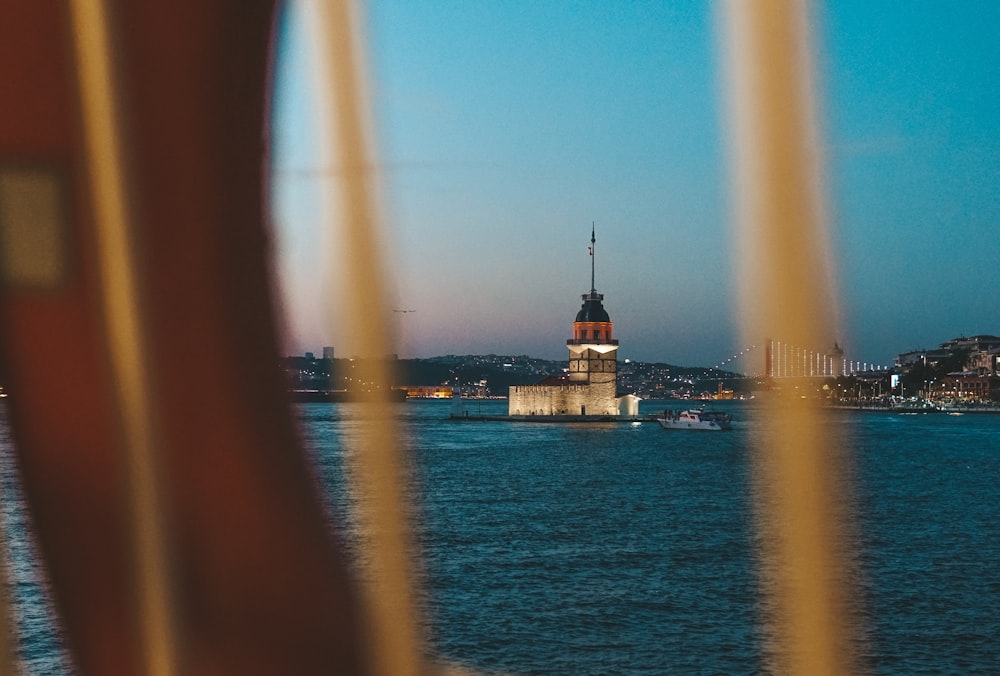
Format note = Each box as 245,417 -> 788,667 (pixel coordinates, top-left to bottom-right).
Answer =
590,222 -> 596,292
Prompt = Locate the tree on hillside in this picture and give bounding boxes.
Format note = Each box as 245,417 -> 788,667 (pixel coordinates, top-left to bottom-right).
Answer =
936,347 -> 972,375
900,347 -> 973,396
901,359 -> 935,391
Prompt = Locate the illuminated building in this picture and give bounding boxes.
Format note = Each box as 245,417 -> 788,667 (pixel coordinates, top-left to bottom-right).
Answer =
508,227 -> 639,417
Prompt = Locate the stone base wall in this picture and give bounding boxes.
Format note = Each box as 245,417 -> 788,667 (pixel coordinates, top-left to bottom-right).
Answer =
508,381 -> 618,416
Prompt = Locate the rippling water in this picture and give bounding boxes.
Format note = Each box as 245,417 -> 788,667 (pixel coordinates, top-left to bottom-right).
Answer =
3,400 -> 999,673
0,408 -> 73,675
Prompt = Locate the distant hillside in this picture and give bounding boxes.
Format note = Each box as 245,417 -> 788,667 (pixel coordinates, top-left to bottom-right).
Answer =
395,355 -> 563,389
281,353 -> 750,398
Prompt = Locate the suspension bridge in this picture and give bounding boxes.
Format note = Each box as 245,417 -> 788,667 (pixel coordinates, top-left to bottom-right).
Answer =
711,340 -> 891,378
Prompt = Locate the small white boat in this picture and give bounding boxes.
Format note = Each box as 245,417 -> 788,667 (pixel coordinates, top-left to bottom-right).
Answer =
657,408 -> 732,431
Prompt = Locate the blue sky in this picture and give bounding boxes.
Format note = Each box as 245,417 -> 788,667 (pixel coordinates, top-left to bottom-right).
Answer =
271,1 -> 998,371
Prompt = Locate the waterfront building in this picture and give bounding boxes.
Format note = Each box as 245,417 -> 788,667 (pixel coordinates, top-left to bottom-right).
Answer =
402,385 -> 454,399
896,335 -> 1000,375
939,334 -> 1000,354
970,346 -> 1000,375
508,228 -> 639,417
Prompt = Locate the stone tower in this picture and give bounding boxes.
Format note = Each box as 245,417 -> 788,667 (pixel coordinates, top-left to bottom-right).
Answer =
567,227 -> 618,384
507,225 -> 626,417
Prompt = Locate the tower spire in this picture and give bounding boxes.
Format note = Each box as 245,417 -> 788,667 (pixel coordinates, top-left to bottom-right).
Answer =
590,222 -> 596,292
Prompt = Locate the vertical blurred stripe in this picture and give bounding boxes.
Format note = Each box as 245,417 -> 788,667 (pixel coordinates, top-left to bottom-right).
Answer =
66,1 -> 180,674
312,1 -> 426,673
717,1 -> 860,673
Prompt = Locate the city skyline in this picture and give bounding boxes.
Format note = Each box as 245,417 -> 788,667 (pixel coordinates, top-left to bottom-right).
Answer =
271,1 -> 998,370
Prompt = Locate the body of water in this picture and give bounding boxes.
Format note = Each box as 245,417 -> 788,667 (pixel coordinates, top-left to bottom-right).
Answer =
3,400 -> 999,673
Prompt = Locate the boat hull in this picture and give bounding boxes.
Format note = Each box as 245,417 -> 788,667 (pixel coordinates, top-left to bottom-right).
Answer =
656,409 -> 732,431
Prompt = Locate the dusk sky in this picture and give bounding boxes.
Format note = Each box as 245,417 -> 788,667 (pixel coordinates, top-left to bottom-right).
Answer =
271,1 -> 998,372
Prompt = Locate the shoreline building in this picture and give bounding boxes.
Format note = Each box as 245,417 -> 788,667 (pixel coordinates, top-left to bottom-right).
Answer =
508,228 -> 640,418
